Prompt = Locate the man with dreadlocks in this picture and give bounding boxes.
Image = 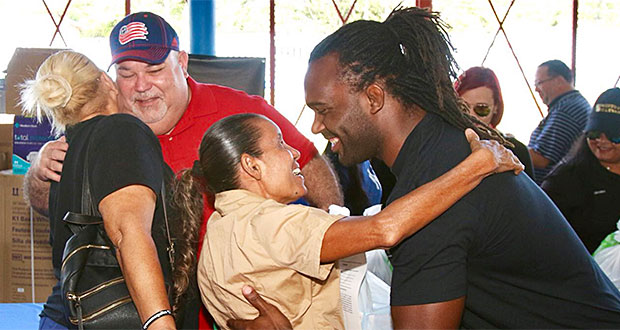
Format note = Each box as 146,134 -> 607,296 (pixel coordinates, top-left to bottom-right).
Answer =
305,7 -> 620,328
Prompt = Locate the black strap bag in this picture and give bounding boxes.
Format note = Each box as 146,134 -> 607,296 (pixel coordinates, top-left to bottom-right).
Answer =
60,135 -> 175,329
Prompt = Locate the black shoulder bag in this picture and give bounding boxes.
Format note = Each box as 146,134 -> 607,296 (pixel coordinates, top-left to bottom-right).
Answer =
60,135 -> 175,330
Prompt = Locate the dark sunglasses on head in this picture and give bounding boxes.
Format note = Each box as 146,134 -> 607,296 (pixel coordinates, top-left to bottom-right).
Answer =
472,103 -> 491,117
586,130 -> 620,144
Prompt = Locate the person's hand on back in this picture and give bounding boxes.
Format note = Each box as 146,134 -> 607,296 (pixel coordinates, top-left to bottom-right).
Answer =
227,286 -> 292,330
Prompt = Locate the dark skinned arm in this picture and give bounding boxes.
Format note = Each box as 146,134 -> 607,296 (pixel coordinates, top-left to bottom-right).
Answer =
391,297 -> 466,329
227,286 -> 292,330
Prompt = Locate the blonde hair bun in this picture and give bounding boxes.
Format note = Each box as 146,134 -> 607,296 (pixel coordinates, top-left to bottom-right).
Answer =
19,50 -> 102,136
35,74 -> 73,110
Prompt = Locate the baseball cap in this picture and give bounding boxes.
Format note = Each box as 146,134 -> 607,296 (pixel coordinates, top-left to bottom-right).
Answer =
585,87 -> 620,140
109,12 -> 179,69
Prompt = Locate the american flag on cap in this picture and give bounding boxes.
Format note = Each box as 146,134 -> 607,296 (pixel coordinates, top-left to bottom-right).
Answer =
109,12 -> 179,69
119,22 -> 148,45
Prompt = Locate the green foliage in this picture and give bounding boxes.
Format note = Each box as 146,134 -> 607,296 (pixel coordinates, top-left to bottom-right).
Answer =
579,0 -> 619,26
1,0 -> 618,50
217,0 -> 418,34
62,0 -> 186,39
11,0 -> 617,39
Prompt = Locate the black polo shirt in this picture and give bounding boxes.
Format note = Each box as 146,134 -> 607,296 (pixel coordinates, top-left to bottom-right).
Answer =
542,154 -> 620,253
388,112 -> 620,328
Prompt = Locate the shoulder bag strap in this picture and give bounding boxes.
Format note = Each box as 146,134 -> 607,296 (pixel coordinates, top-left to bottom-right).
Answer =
161,182 -> 175,270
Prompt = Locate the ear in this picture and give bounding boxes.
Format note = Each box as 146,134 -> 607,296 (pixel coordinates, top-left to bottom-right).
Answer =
100,72 -> 118,99
240,153 -> 262,181
178,50 -> 190,78
100,72 -> 116,91
365,83 -> 385,115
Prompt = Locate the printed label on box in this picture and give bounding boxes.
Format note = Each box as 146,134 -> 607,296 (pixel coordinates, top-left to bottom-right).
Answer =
12,116 -> 55,175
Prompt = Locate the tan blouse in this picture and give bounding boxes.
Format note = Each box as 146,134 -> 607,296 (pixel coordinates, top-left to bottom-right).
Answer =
198,189 -> 344,329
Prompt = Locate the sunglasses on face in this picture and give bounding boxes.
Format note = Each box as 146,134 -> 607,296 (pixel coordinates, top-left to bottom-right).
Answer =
586,131 -> 620,144
472,103 -> 492,117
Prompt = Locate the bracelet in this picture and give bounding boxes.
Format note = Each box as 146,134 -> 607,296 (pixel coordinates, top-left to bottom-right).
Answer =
142,309 -> 173,330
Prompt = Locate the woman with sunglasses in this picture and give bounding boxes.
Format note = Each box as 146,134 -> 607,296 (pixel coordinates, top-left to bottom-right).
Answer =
541,88 -> 620,253
455,66 -> 535,178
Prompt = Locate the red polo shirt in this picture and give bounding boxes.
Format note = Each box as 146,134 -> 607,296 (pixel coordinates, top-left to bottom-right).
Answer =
157,77 -> 318,329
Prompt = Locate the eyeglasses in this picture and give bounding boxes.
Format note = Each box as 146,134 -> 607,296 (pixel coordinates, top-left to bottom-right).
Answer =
534,76 -> 555,88
472,103 -> 492,117
586,131 -> 620,144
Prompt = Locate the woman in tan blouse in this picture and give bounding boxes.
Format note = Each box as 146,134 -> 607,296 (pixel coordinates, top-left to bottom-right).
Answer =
174,113 -> 521,329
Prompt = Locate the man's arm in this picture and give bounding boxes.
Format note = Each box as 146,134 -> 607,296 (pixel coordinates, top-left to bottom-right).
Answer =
528,148 -> 551,169
391,297 -> 465,329
300,153 -> 343,210
23,137 -> 68,216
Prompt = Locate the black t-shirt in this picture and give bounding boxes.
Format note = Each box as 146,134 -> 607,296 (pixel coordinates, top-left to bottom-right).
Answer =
387,112 -> 620,328
542,156 -> 620,253
42,114 -> 173,326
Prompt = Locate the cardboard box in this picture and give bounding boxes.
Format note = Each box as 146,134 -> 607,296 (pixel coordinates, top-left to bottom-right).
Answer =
0,114 -> 13,170
1,78 -> 6,113
12,116 -> 55,175
4,48 -> 66,115
0,170 -> 55,303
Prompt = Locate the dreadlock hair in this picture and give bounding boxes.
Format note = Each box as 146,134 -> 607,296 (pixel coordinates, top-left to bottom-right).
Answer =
309,6 -> 508,145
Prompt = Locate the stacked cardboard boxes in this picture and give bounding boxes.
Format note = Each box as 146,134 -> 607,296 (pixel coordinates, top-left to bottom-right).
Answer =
0,47 -> 61,303
0,170 -> 56,303
0,117 -> 12,170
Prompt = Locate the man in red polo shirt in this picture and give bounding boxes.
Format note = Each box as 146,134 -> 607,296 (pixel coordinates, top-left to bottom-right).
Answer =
25,12 -> 341,330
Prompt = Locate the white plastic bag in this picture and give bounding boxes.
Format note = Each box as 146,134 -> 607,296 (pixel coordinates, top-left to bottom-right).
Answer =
360,205 -> 393,330
332,205 -> 394,330
593,219 -> 620,291
360,250 -> 392,330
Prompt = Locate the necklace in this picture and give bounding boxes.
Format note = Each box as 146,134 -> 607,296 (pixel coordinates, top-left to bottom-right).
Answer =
605,165 -> 620,175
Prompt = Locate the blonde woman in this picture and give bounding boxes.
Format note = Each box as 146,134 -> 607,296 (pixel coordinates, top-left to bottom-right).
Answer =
21,50 -> 197,330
